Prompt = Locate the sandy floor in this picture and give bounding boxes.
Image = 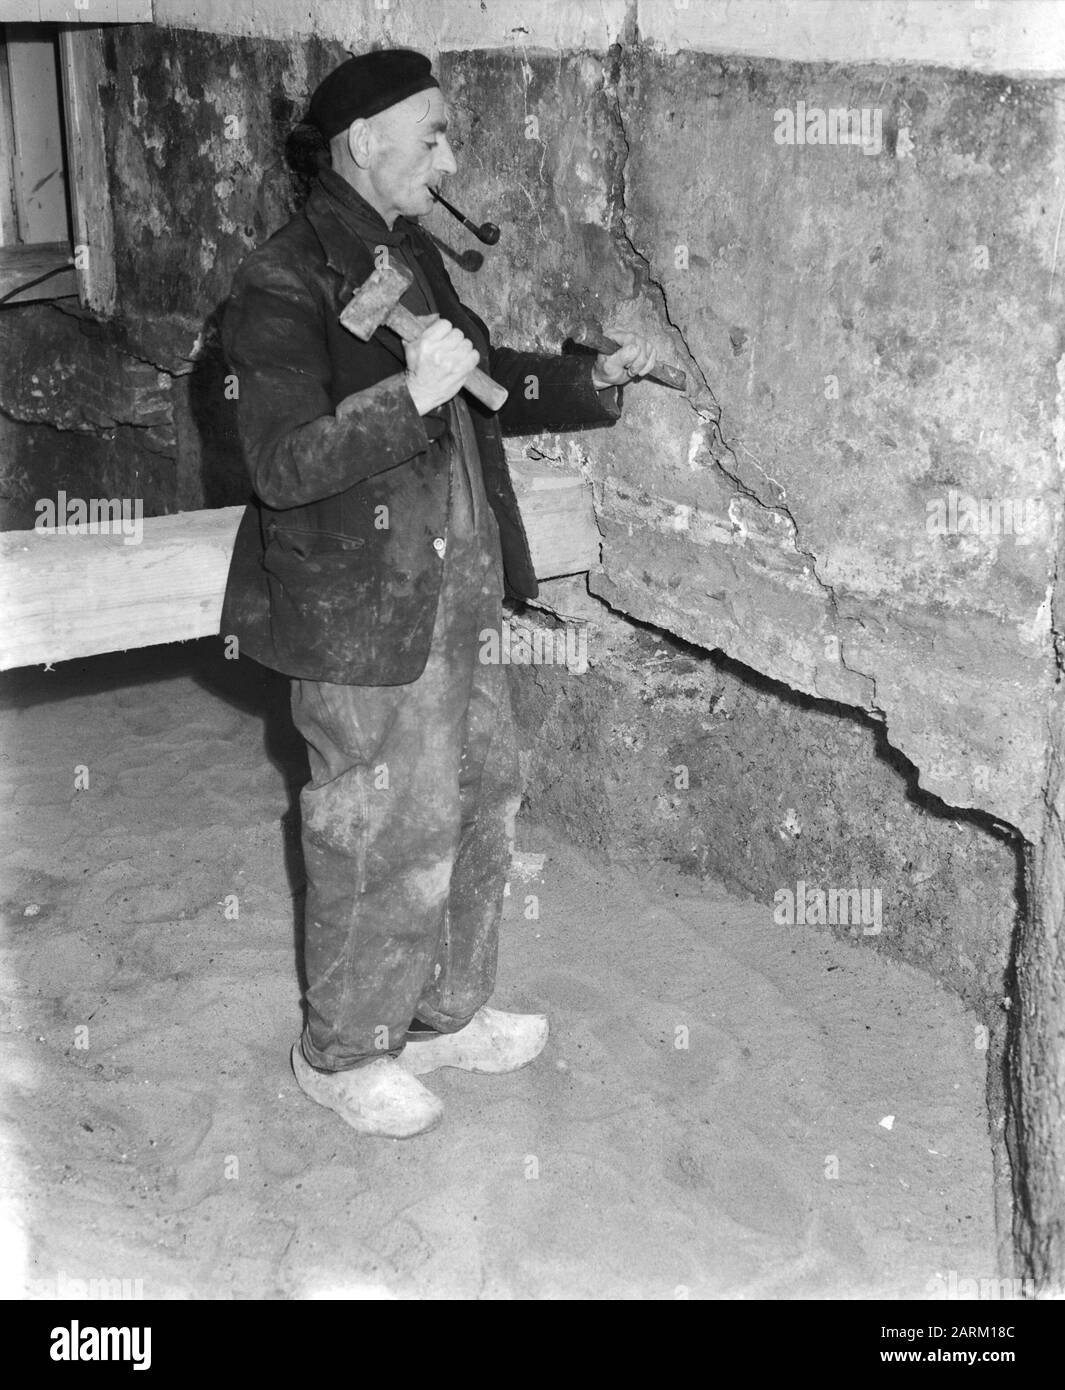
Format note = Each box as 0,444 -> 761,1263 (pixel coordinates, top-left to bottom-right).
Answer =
1,642 -> 997,1299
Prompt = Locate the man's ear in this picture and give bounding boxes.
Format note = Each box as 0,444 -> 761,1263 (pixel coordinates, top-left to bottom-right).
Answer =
347,118 -> 373,169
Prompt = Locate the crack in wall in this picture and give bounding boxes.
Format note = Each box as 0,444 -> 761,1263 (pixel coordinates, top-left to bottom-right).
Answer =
601,39 -> 881,713
52,303 -> 203,378
0,401 -> 173,444
1,305 -> 180,464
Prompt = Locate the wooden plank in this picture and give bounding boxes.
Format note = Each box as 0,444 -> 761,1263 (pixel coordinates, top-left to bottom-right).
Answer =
0,461 -> 602,670
512,458 -> 600,579
57,27 -> 116,315
0,506 -> 242,670
0,40 -> 20,245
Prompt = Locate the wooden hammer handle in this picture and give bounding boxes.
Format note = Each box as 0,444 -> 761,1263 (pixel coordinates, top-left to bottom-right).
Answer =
387,303 -> 509,412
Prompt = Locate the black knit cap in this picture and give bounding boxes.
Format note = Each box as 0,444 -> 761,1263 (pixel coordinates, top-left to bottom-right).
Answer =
306,49 -> 440,141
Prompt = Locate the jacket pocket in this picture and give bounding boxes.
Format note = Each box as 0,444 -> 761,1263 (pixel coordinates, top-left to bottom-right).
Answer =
262,526 -> 368,598
266,525 -> 365,559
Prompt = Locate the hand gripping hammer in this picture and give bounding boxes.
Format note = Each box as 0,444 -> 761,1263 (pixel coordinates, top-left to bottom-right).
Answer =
340,260 -> 508,412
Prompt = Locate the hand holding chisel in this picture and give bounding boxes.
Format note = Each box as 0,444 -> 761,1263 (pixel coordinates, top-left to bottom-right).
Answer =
572,323 -> 689,391
572,324 -> 687,392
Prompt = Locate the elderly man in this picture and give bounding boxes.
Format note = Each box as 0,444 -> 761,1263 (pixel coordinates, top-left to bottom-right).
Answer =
221,49 -> 656,1138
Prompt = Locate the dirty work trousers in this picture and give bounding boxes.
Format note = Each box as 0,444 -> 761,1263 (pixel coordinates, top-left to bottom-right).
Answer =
289,441 -> 523,1072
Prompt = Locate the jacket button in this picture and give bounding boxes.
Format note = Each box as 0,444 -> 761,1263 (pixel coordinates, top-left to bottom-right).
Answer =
433,537 -> 446,555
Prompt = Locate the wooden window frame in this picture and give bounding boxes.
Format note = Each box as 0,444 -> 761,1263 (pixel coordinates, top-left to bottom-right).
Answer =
0,23 -> 116,313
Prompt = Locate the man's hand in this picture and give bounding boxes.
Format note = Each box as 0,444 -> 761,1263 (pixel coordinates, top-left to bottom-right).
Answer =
404,316 -> 480,415
591,329 -> 657,390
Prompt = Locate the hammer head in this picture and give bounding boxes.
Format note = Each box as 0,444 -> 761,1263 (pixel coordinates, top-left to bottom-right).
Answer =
340,261 -> 414,340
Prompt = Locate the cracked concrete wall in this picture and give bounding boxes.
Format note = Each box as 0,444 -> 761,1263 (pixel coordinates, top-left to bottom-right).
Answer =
506,585 -> 1020,1017
589,49 -> 1062,845
465,40 -> 1060,1280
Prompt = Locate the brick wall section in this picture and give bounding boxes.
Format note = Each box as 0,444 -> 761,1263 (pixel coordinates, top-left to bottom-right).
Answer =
0,305 -> 175,453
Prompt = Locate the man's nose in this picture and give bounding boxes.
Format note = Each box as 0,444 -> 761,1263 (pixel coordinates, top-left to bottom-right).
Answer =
435,134 -> 458,176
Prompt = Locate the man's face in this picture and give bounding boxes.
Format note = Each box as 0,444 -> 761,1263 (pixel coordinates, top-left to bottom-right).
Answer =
358,87 -> 457,225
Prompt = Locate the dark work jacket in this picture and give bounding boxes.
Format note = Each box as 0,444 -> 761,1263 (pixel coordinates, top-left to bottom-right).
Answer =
219,175 -> 621,686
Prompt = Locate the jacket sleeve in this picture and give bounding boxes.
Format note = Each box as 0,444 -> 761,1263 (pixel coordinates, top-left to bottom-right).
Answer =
488,345 -> 622,437
222,254 -> 445,511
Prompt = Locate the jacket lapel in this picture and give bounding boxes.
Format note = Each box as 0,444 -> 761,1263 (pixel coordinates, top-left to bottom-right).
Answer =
304,192 -> 408,366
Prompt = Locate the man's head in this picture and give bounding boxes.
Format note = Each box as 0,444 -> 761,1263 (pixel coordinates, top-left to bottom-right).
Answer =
333,87 -> 456,227
305,49 -> 457,228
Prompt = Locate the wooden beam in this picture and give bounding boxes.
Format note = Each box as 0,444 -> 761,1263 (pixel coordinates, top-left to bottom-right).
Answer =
0,460 -> 601,670
57,27 -> 116,316
0,38 -> 20,245
0,505 -> 241,671
513,459 -> 599,581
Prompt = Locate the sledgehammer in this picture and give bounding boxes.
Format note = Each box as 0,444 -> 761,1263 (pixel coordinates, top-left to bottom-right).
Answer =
340,260 -> 509,412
